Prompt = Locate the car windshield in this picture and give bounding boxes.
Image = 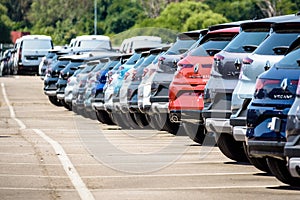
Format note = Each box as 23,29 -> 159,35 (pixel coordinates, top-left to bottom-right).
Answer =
276,47 -> 300,68
254,32 -> 300,55
166,39 -> 196,55
77,40 -> 111,50
223,31 -> 269,53
23,39 -> 52,49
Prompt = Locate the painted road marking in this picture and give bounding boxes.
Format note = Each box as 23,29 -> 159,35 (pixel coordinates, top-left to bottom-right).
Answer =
1,82 -> 95,200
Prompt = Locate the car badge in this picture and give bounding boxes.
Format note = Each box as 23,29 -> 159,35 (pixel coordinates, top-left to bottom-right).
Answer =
280,78 -> 288,91
194,64 -> 199,74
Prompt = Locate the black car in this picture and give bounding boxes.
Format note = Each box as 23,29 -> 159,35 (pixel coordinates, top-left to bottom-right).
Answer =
246,37 -> 300,186
44,55 -> 71,106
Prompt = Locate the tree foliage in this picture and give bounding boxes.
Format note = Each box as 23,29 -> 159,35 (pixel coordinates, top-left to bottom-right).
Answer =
0,0 -> 299,45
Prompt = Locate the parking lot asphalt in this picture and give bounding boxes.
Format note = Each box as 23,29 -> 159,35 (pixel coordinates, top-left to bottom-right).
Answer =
0,75 -> 299,200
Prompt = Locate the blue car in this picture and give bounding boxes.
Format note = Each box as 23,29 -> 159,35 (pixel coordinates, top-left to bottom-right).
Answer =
246,37 -> 300,185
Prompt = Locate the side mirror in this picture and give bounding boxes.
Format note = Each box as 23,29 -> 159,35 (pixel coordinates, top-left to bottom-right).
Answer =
234,58 -> 242,70
264,60 -> 271,71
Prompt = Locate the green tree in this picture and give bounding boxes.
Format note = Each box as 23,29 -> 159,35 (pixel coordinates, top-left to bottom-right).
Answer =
0,3 -> 12,43
183,10 -> 228,31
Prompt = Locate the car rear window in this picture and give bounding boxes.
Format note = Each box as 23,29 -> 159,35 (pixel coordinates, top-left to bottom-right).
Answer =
190,40 -> 230,56
166,39 -> 196,55
276,47 -> 300,68
223,31 -> 269,53
254,32 -> 299,55
22,39 -> 52,49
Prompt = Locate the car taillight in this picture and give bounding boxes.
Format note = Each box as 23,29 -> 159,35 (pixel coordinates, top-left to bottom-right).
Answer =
124,72 -> 130,80
214,54 -> 224,62
142,68 -> 149,77
131,69 -> 137,81
296,79 -> 300,95
242,57 -> 254,65
159,56 -> 166,63
255,78 -> 280,91
108,77 -> 113,84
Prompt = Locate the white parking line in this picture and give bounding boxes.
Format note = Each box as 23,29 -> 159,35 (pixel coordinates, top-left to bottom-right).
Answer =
1,83 -> 26,130
1,82 -> 95,200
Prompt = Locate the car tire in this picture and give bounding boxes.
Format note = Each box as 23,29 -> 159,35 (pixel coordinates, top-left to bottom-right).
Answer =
216,133 -> 248,162
182,122 -> 205,144
133,113 -> 149,128
48,96 -> 62,106
267,157 -> 300,186
60,99 -> 72,111
146,114 -> 165,131
111,112 -> 131,129
243,142 -> 270,173
127,113 -> 143,129
95,110 -> 115,125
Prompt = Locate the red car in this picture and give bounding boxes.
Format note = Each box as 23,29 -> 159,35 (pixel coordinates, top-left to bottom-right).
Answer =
168,27 -> 240,143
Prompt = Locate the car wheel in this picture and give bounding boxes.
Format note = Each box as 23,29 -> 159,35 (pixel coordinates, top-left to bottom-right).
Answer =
124,113 -> 142,129
155,113 -> 180,135
133,113 -> 149,128
48,96 -> 62,106
146,114 -> 164,130
60,99 -> 72,111
243,142 -> 270,173
95,110 -> 115,125
111,112 -> 131,129
267,157 -> 300,186
216,133 -> 248,162
182,122 -> 205,144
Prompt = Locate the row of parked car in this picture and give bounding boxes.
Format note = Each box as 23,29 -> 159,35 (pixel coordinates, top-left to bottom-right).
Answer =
37,14 -> 300,186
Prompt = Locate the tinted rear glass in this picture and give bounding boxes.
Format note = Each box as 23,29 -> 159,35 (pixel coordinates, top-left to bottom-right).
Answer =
276,47 -> 300,68
223,31 -> 269,53
190,40 -> 230,56
23,39 -> 52,49
254,32 -> 299,55
125,53 -> 141,65
166,39 -> 196,55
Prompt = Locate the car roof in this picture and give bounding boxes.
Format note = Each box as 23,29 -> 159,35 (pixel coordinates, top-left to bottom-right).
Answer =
123,36 -> 162,42
240,14 -> 300,31
74,35 -> 110,41
272,18 -> 300,32
178,29 -> 207,40
19,35 -> 52,40
208,20 -> 251,31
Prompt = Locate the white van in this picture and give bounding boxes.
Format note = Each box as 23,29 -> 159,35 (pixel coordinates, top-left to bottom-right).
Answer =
13,35 -> 53,74
71,35 -> 112,52
119,36 -> 162,53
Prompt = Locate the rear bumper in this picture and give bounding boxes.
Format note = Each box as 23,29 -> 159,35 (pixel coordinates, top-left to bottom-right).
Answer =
246,139 -> 285,159
205,118 -> 232,134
